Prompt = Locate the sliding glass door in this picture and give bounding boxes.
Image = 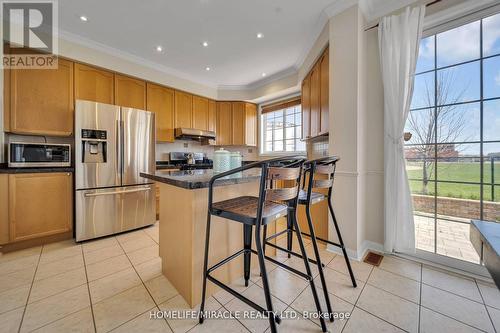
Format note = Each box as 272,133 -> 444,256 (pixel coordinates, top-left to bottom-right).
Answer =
404,11 -> 500,272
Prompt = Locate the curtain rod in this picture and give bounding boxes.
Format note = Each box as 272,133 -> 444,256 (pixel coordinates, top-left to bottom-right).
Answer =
364,0 -> 441,31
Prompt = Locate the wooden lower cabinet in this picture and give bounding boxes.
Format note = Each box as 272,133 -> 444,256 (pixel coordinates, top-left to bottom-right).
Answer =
0,175 -> 9,245
8,173 -> 73,243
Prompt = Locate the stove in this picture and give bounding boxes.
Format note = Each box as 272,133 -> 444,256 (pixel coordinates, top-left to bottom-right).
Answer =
169,152 -> 213,170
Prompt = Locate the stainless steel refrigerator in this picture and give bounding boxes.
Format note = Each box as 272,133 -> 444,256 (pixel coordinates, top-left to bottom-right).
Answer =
75,100 -> 156,241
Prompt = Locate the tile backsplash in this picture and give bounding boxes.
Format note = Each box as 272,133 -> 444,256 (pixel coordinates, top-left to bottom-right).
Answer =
307,136 -> 329,159
155,140 -> 259,161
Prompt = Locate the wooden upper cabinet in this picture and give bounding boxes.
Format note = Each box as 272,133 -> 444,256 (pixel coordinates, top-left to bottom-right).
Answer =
8,173 -> 72,243
245,103 -> 257,147
301,74 -> 311,139
114,74 -> 146,109
216,102 -> 232,145
231,102 -> 245,145
319,47 -> 329,135
146,83 -> 175,142
6,59 -> 74,136
174,91 -> 193,128
310,62 -> 321,138
208,100 -> 216,133
74,63 -> 114,104
192,96 -> 209,131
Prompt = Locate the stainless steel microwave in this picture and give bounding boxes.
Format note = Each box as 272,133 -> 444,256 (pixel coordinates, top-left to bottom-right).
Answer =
8,142 -> 71,168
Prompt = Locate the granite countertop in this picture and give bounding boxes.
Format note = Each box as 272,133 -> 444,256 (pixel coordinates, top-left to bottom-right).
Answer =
141,168 -> 261,189
0,164 -> 74,174
471,220 -> 500,257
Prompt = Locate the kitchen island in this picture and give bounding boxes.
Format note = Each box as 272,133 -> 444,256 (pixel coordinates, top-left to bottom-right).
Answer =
141,169 -> 276,307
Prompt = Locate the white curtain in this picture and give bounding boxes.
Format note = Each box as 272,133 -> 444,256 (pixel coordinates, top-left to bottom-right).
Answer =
379,6 -> 425,253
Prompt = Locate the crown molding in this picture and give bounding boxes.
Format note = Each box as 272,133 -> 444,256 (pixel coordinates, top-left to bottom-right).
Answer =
58,29 -> 219,89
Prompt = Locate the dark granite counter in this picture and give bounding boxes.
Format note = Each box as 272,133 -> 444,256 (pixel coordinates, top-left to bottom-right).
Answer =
470,220 -> 500,289
0,164 -> 74,174
141,168 -> 261,189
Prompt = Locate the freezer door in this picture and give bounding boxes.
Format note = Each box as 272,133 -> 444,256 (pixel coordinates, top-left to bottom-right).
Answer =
121,107 -> 155,186
75,185 -> 155,241
75,100 -> 121,190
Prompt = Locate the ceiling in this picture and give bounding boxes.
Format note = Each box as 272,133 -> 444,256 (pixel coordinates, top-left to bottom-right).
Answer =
58,0 -> 338,88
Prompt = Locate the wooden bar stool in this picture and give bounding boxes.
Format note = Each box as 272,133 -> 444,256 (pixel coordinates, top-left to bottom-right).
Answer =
263,156 -> 357,322
199,156 -> 328,333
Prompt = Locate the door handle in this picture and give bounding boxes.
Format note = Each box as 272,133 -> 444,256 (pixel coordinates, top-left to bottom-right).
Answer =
84,187 -> 151,197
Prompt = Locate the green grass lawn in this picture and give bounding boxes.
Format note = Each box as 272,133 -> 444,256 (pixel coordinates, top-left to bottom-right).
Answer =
407,161 -> 500,202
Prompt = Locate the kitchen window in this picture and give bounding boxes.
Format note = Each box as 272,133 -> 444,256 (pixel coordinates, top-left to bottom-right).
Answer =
260,97 -> 306,154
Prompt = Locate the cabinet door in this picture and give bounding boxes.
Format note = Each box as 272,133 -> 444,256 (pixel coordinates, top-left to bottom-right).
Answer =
192,96 -> 209,130
310,63 -> 321,138
75,63 -> 114,104
0,175 -> 8,245
319,48 -> 329,135
146,83 -> 175,142
208,100 -> 216,132
8,59 -> 74,136
301,75 -> 311,140
216,102 -> 232,145
114,74 -> 146,109
9,173 -> 72,242
245,103 -> 257,146
174,91 -> 193,128
232,102 -> 245,145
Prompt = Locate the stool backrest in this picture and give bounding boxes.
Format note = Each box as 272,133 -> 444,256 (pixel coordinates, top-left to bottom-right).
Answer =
304,156 -> 340,193
258,157 -> 305,210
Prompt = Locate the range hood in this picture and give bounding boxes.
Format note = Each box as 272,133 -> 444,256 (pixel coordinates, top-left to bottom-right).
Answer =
175,128 -> 216,141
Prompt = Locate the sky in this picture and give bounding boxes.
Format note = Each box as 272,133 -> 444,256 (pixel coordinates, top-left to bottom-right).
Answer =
407,12 -> 500,156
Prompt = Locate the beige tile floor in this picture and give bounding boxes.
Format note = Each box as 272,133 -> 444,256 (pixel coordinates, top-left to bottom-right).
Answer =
0,223 -> 499,333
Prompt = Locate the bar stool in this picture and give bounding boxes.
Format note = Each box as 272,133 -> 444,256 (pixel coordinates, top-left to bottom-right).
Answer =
198,156 -> 328,333
263,156 -> 357,322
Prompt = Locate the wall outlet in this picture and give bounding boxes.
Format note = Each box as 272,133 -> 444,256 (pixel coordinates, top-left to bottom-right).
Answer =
248,148 -> 253,153
183,143 -> 189,148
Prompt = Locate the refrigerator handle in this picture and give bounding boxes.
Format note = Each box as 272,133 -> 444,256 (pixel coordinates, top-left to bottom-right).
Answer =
84,187 -> 151,197
116,119 -> 124,184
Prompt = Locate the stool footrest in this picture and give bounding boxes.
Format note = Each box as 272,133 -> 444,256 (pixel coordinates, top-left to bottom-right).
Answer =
263,255 -> 312,280
264,229 -> 289,242
299,231 -> 342,248
206,274 -> 281,324
207,249 -> 248,274
263,242 -> 324,267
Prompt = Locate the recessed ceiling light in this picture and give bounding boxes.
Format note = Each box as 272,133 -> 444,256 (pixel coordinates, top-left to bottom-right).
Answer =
79,15 -> 88,22
205,67 -> 211,71
257,33 -> 264,39
156,46 -> 163,52
262,72 -> 267,77
202,41 -> 209,47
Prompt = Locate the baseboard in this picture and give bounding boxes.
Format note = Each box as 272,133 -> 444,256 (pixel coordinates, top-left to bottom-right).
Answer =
326,240 -> 384,261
